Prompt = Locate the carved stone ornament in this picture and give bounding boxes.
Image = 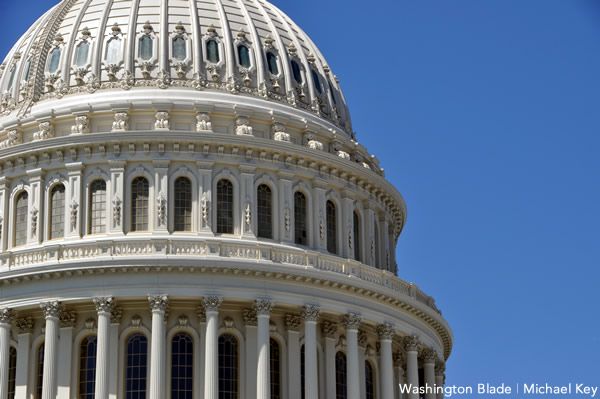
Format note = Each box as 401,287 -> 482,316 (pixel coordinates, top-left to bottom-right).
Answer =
336,334 -> 347,349
222,316 -> 234,329
319,215 -> 325,240
177,315 -> 189,328
253,299 -> 274,316
59,311 -> 77,328
242,308 -> 257,326
321,321 -> 338,338
85,318 -> 97,330
0,129 -> 22,149
155,111 -> 170,130
110,306 -> 123,324
365,344 -> 376,358
15,317 -> 34,334
112,195 -> 122,225
377,323 -> 395,341
201,193 -> 210,224
148,295 -> 169,312
196,303 -> 207,322
33,121 -> 54,141
284,207 -> 291,231
130,315 -> 142,328
305,131 -> 323,151
301,305 -> 320,322
196,113 -> 212,131
420,348 -> 439,364
156,193 -> 167,226
403,335 -> 421,352
0,308 -> 16,324
93,297 -> 115,313
112,112 -> 129,131
393,352 -> 406,369
272,122 -> 290,142
342,313 -> 361,330
235,116 -> 253,136
70,200 -> 78,231
71,115 -> 90,134
358,330 -> 368,347
285,313 -> 301,332
40,301 -> 62,319
245,202 -> 252,228
203,296 -> 223,312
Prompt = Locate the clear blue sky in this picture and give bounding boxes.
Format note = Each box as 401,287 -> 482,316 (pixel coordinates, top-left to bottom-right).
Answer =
2,0 -> 599,390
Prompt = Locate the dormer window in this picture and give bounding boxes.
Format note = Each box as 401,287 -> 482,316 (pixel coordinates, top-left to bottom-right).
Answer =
75,42 -> 90,67
173,36 -> 186,61
291,60 -> 302,84
238,45 -> 251,68
266,52 -> 278,75
48,48 -> 61,73
140,36 -> 153,61
311,69 -> 322,94
207,40 -> 219,63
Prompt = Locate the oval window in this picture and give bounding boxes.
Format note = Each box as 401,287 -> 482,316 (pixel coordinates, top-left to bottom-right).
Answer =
266,52 -> 279,75
173,36 -> 186,61
140,36 -> 153,61
238,45 -> 251,68
75,42 -> 89,67
311,69 -> 322,94
207,40 -> 219,63
48,48 -> 61,73
291,60 -> 302,84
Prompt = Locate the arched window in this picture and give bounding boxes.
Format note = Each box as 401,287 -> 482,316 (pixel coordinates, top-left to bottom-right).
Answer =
291,60 -> 302,84
335,351 -> 347,399
79,335 -> 97,399
106,37 -> 121,64
207,40 -> 219,63
266,52 -> 278,75
125,333 -> 148,399
300,344 -> 305,399
218,333 -> 239,399
14,191 -> 28,247
8,346 -> 16,399
270,338 -> 281,399
89,179 -> 107,234
216,179 -> 233,234
35,343 -> 44,399
353,211 -> 360,261
49,184 -> 66,240
256,184 -> 272,239
238,45 -> 251,68
171,332 -> 193,399
173,36 -> 187,61
311,70 -> 322,94
75,42 -> 90,67
365,360 -> 375,399
131,177 -> 149,232
48,48 -> 61,73
326,200 -> 337,254
294,192 -> 307,246
140,36 -> 153,61
174,177 -> 192,232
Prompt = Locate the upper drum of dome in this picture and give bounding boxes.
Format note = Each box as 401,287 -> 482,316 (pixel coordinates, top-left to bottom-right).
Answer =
0,0 -> 352,135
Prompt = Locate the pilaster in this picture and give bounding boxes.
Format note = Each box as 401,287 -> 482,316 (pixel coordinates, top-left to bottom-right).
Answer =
65,162 -> 83,239
148,295 -> 169,399
0,178 -> 10,252
108,160 -> 126,235
342,313 -> 361,399
243,308 -> 258,399
285,314 -> 301,399
152,161 -> 170,233
301,305 -> 320,399
57,310 -> 77,398
26,169 -> 44,245
197,161 -> 214,234
14,317 -> 33,399
321,321 -> 337,399
0,308 -> 15,399
240,165 -> 256,237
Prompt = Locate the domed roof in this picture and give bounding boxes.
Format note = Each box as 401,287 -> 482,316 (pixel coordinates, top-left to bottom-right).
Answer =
0,0 -> 352,135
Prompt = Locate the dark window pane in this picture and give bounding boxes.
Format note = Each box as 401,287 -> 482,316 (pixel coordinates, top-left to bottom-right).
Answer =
270,338 -> 281,399
219,334 -> 239,399
291,60 -> 302,84
131,177 -> 149,232
326,200 -> 337,254
267,52 -> 279,75
50,184 -> 65,240
365,361 -> 375,399
238,46 -> 251,68
171,332 -> 193,399
353,212 -> 360,261
125,333 -> 148,399
335,352 -> 347,399
294,192 -> 307,246
174,177 -> 192,232
140,36 -> 153,61
256,184 -> 272,239
89,180 -> 107,234
311,69 -> 322,94
79,335 -> 97,399
35,344 -> 45,399
216,180 -> 233,234
8,347 -> 16,399
14,192 -> 28,247
207,40 -> 220,63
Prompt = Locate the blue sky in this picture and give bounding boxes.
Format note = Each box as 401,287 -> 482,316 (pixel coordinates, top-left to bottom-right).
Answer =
2,0 -> 599,390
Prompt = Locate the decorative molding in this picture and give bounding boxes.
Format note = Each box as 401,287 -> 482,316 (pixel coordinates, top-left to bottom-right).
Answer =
222,316 -> 234,330
0,308 -> 16,324
110,307 -> 123,324
377,322 -> 395,341
71,115 -> 90,134
253,299 -> 274,316
301,305 -> 320,322
272,122 -> 290,142
177,315 -> 189,328
59,310 -> 77,328
342,313 -> 361,331
112,112 -> 129,131
242,308 -> 257,326
196,113 -> 212,131
130,315 -> 143,328
393,351 -> 406,369
357,330 -> 368,347
285,313 -> 301,332
235,116 -> 253,136
33,121 -> 54,141
403,335 -> 421,352
15,317 -> 34,334
93,297 -> 115,313
40,301 -> 62,318
321,321 -> 337,338
420,347 -> 439,364
196,303 -> 206,322
85,318 -> 97,330
155,111 -> 170,130
148,294 -> 169,312
203,296 -> 223,312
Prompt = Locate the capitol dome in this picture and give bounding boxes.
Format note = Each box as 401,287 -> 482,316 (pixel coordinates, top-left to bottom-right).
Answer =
0,1 -> 452,399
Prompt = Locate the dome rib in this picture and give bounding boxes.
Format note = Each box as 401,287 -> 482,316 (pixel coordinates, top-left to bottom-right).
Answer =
235,0 -> 266,87
91,0 -> 116,79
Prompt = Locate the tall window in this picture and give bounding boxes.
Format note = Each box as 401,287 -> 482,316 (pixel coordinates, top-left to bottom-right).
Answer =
174,177 -> 192,232
140,36 -> 153,61
294,192 -> 307,246
353,211 -> 360,261
270,338 -> 281,399
266,52 -> 278,75
335,351 -> 347,399
14,191 -> 28,247
256,184 -> 272,239
89,179 -> 107,234
35,343 -> 45,399
216,179 -> 233,234
125,333 -> 148,399
311,70 -> 322,94
365,360 -> 375,399
238,45 -> 251,68
79,335 -> 97,399
218,333 -> 239,399
131,177 -> 149,232
75,42 -> 90,67
291,60 -> 302,84
171,332 -> 193,399
300,345 -> 305,399
328,79 -> 338,105
173,37 -> 187,61
106,37 -> 122,64
50,184 -> 66,239
8,346 -> 16,399
207,40 -> 220,63
326,200 -> 337,254
48,48 -> 61,73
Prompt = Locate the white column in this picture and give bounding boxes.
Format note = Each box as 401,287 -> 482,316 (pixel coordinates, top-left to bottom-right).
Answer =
358,336 -> 366,399
343,313 -> 361,399
14,318 -> 33,399
404,337 -> 420,399
255,299 -> 274,399
422,349 -> 438,399
285,314 -> 301,399
377,323 -> 396,399
197,305 -> 208,399
243,309 -> 258,399
57,311 -> 76,398
435,362 -> 445,399
204,296 -> 223,399
108,307 -> 122,399
301,305 -> 320,399
393,352 -> 406,399
40,301 -> 61,399
93,297 -> 115,399
148,295 -> 169,399
321,322 -> 337,399
0,308 -> 15,399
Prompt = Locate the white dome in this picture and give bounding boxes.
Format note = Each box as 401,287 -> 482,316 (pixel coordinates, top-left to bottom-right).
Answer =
0,0 -> 352,135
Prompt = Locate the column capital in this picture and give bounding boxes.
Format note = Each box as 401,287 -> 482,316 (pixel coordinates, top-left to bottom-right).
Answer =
420,348 -> 439,365
393,351 -> 406,369
301,305 -> 320,322
285,313 -> 301,332
148,295 -> 169,312
204,296 -> 223,312
242,308 -> 258,326
15,317 -> 34,334
435,361 -> 446,376
403,335 -> 421,352
377,323 -> 395,341
111,306 -> 123,324
342,313 -> 361,331
253,299 -> 274,316
357,330 -> 368,347
0,308 -> 15,325
40,301 -> 62,319
93,297 -> 115,313
196,304 -> 207,322
321,321 -> 338,338
59,311 -> 77,328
